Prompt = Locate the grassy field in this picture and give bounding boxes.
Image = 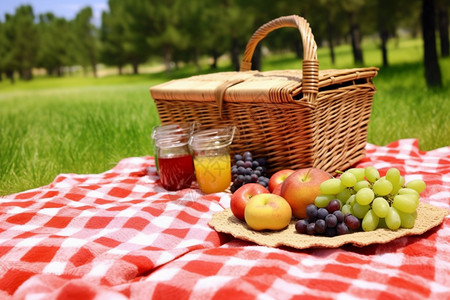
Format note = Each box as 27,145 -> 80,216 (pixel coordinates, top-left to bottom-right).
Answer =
1,38 -> 449,195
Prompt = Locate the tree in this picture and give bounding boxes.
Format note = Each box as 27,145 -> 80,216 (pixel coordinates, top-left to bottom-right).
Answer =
437,0 -> 449,57
2,5 -> 39,81
100,0 -> 128,74
422,0 -> 442,87
0,21 -> 5,81
37,13 -> 72,76
72,7 -> 99,77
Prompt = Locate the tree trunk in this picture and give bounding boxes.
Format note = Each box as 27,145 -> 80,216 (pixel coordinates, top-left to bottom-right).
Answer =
422,0 -> 442,87
194,48 -> 201,73
231,37 -> 240,71
118,65 -> 123,75
6,70 -> 14,84
438,0 -> 449,57
327,21 -> 335,65
380,29 -> 389,67
163,45 -> 172,76
132,61 -> 139,75
349,12 -> 364,65
251,45 -> 261,71
211,49 -> 219,69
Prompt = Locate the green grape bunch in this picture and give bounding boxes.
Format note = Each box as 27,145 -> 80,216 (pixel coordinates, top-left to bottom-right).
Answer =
315,166 -> 426,232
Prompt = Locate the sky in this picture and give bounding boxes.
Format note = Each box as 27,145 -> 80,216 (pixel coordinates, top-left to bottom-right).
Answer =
0,0 -> 109,26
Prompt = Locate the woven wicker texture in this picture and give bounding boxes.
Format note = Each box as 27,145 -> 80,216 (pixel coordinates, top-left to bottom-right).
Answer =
208,202 -> 449,249
150,15 -> 378,175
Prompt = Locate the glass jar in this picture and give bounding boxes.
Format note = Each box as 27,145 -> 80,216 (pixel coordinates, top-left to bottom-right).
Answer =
156,135 -> 195,191
189,126 -> 236,194
151,123 -> 198,174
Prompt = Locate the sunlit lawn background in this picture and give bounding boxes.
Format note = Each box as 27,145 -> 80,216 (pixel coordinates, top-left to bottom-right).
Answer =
1,38 -> 449,195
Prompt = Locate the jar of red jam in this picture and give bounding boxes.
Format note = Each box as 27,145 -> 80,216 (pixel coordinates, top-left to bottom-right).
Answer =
156,135 -> 195,191
152,123 -> 198,175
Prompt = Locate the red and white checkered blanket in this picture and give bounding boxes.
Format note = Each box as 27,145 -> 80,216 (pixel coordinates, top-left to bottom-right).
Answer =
1,139 -> 449,300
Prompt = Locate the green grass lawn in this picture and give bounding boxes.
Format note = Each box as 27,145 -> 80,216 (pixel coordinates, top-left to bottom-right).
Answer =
1,38 -> 449,195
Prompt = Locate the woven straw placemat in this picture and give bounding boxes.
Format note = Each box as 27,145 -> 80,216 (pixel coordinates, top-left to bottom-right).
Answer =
209,202 -> 449,249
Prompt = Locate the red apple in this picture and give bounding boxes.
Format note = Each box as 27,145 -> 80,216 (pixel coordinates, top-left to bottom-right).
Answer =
268,169 -> 295,192
230,183 -> 270,221
280,168 -> 332,219
244,193 -> 292,231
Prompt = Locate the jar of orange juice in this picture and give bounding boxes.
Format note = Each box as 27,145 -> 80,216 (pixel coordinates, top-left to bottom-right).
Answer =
189,126 -> 236,194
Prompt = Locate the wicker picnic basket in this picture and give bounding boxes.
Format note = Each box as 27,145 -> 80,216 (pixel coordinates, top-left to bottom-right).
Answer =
149,15 -> 378,175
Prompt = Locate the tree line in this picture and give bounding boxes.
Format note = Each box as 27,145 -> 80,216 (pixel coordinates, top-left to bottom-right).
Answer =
0,0 -> 448,86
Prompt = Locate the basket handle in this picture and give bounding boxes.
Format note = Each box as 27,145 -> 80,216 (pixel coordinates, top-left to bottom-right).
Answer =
240,15 -> 319,102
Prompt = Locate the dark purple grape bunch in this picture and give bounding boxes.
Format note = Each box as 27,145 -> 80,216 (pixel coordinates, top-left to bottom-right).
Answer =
230,151 -> 269,192
295,199 -> 361,237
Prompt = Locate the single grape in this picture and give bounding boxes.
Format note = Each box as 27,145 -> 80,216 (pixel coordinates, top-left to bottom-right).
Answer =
392,194 -> 418,214
306,223 -> 316,235
351,202 -> 370,219
234,154 -> 243,162
231,166 -> 238,174
347,168 -> 365,181
362,209 -> 379,232
385,207 -> 401,230
320,178 -> 345,195
372,197 -> 389,218
336,222 -> 350,235
398,210 -> 416,229
341,204 -> 352,215
326,199 -> 341,213
354,180 -> 370,192
336,189 -> 352,203
236,160 -> 245,168
235,175 -> 244,183
250,174 -> 258,182
245,168 -> 252,175
317,208 -> 329,220
344,214 -> 361,230
306,204 -> 318,221
237,166 -> 245,175
398,188 -> 420,206
372,178 -> 393,196
356,188 -> 375,205
365,166 -> 380,183
340,172 -> 357,187
244,175 -> 252,184
386,168 -> 401,186
315,194 -> 334,208
295,219 -> 308,234
325,214 -> 338,228
333,210 -> 345,223
315,219 -> 326,234
251,160 -> 259,169
253,170 -> 261,177
346,195 -> 356,206
243,161 -> 253,168
398,176 -> 405,189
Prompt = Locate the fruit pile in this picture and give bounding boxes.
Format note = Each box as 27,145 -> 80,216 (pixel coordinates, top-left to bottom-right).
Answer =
230,151 -> 270,192
314,167 -> 426,232
229,161 -> 426,236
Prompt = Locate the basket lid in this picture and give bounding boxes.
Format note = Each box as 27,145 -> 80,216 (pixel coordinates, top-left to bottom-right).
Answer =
149,67 -> 378,105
